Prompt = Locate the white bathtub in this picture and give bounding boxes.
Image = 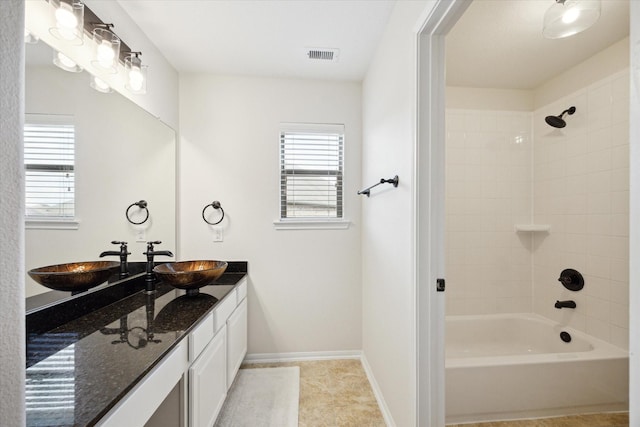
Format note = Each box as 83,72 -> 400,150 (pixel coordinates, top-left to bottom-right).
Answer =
445,313 -> 629,424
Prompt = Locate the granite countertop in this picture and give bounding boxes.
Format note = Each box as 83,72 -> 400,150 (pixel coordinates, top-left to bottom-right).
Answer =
25,262 -> 247,427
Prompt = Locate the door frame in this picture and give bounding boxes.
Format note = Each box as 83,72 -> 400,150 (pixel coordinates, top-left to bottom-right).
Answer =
415,1 -> 639,426
415,1 -> 471,425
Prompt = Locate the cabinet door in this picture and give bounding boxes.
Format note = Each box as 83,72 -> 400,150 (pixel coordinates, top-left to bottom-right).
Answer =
226,298 -> 247,390
189,326 -> 227,427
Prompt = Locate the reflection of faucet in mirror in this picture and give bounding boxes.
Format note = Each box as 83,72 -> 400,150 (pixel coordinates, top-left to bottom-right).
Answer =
99,241 -> 130,279
143,241 -> 173,293
99,293 -> 161,349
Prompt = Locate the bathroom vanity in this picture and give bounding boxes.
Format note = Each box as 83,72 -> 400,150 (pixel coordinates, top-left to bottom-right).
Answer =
25,262 -> 248,427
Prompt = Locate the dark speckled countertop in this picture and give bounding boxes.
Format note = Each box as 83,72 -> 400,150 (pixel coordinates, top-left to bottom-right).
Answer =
25,262 -> 247,427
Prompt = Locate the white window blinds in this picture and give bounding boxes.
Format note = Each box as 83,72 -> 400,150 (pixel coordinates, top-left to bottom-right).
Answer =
24,116 -> 75,220
280,124 -> 344,219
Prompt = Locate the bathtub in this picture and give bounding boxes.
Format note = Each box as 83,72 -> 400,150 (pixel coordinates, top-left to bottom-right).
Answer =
445,313 -> 628,424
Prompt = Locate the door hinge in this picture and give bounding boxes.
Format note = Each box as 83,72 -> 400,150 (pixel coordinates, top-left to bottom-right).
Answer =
436,278 -> 445,292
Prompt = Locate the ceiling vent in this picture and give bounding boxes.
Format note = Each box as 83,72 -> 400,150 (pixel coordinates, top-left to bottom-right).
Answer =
306,48 -> 340,62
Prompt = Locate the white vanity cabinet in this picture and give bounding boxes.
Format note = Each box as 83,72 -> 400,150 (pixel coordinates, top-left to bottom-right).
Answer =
226,282 -> 247,390
189,277 -> 248,427
99,277 -> 249,427
189,325 -> 227,427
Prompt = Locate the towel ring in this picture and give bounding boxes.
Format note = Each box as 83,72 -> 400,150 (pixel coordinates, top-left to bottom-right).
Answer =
126,200 -> 149,225
202,201 -> 225,225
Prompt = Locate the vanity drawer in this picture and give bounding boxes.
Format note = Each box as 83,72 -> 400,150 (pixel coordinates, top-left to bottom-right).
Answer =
213,290 -> 237,333
189,312 -> 214,362
236,278 -> 247,304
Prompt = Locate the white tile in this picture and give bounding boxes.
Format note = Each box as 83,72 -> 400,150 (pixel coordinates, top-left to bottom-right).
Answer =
585,149 -> 612,173
585,296 -> 610,321
587,170 -> 611,194
610,259 -> 629,283
586,316 -> 611,342
587,214 -> 611,235
611,121 -> 629,147
609,236 -> 628,260
587,81 -> 613,111
587,192 -> 611,215
611,191 -> 629,214
610,302 -> 629,328
611,145 -> 629,170
586,127 -> 611,153
610,280 -> 629,305
587,234 -> 612,257
610,325 -> 629,350
610,168 -> 629,191
585,255 -> 610,279
583,275 -> 609,300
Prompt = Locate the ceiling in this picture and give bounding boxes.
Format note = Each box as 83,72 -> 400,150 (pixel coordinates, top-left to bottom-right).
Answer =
446,0 -> 630,90
116,0 -> 396,81
115,0 -> 629,87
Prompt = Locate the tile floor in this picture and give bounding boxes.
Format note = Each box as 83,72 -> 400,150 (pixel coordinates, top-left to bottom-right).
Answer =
446,412 -> 629,427
242,360 -> 628,427
242,359 -> 386,426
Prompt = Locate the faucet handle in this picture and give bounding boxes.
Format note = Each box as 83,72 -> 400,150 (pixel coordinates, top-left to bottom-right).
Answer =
111,240 -> 128,245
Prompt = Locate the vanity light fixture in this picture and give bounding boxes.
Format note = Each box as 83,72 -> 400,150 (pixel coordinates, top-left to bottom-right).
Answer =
53,50 -> 83,73
91,25 -> 120,73
125,52 -> 147,94
49,0 -> 84,45
90,75 -> 112,93
543,0 -> 601,39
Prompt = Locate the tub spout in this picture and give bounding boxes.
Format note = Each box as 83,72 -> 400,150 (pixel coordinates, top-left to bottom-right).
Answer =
555,300 -> 576,309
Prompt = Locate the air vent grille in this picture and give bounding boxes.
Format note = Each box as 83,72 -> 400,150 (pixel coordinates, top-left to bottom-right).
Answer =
306,48 -> 339,62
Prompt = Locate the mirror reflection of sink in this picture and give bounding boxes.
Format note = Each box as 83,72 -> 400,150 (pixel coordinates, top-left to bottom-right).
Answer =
153,260 -> 228,296
28,261 -> 120,293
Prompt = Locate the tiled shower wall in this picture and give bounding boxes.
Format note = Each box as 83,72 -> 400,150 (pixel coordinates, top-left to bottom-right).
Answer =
445,69 -> 629,350
445,110 -> 533,315
532,69 -> 630,349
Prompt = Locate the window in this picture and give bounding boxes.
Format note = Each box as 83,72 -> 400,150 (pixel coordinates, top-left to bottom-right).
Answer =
24,115 -> 75,221
279,123 -> 344,222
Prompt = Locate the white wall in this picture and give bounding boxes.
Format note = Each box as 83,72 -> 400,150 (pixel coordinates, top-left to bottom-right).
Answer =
0,0 -> 25,425
361,1 -> 430,426
178,74 -> 362,355
533,69 -> 630,349
24,65 -> 176,297
445,108 -> 533,315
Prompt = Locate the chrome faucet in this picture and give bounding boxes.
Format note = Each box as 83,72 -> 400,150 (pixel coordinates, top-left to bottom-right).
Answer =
143,241 -> 173,293
555,300 -> 576,309
100,241 -> 131,279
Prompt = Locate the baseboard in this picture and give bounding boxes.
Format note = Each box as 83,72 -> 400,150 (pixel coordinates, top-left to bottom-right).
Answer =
243,350 -> 362,364
361,353 -> 395,427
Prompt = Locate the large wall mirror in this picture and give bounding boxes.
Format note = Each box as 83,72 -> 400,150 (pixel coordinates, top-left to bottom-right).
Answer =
25,39 -> 176,298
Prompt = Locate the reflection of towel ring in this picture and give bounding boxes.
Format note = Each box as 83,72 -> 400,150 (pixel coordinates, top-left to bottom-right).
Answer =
126,200 -> 149,225
202,201 -> 225,225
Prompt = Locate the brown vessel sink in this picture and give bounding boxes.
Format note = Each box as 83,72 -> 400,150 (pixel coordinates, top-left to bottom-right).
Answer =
28,261 -> 120,293
153,260 -> 228,296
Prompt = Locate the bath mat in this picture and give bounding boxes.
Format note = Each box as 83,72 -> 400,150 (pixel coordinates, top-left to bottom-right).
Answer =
215,366 -> 300,427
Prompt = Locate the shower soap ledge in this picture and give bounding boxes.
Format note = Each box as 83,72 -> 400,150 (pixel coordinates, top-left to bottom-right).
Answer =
515,224 -> 551,232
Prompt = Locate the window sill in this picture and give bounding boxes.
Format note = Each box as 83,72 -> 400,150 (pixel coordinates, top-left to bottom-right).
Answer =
273,219 -> 351,230
26,219 -> 79,230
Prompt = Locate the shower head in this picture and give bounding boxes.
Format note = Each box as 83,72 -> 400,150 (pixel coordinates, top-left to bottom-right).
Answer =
545,106 -> 576,128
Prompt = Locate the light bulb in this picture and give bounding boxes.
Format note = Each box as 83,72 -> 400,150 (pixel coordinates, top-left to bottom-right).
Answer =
55,3 -> 78,30
562,7 -> 580,24
91,76 -> 111,93
97,40 -> 116,67
57,53 -> 76,69
128,66 -> 144,92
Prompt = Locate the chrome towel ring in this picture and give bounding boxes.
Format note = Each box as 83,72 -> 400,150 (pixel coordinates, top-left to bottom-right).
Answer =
202,201 -> 225,225
126,200 -> 149,225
